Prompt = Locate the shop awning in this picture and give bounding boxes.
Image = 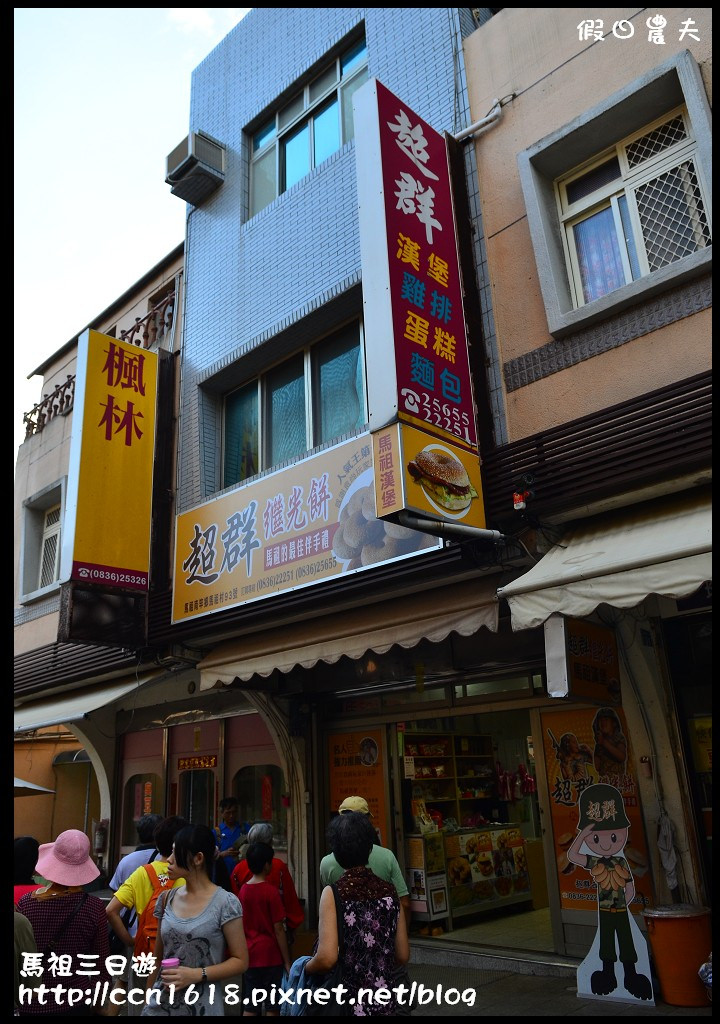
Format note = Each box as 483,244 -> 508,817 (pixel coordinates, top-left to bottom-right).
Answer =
497,488 -> 711,631
14,777 -> 56,797
13,676 -> 161,734
199,577 -> 499,689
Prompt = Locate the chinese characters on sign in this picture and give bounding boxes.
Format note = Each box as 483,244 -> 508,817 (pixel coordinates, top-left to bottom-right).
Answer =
355,79 -> 478,450
62,330 -> 158,592
375,430 -> 401,517
172,434 -> 440,622
98,342 -> 148,446
577,16 -> 701,43
565,619 -> 621,704
177,756 -> 217,771
372,421 -> 486,528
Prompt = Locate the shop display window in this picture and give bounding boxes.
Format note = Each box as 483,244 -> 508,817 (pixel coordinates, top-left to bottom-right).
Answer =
401,711 -> 544,934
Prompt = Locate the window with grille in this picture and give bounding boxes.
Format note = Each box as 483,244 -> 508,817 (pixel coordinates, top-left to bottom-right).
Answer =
39,504 -> 61,589
249,35 -> 368,216
556,107 -> 711,308
223,321 -> 366,488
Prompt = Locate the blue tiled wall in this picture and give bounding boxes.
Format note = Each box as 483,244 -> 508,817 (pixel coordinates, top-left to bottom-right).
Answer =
178,7 -> 503,512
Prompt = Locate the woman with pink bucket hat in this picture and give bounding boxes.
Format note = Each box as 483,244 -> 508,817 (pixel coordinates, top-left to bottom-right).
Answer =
16,829 -> 112,1016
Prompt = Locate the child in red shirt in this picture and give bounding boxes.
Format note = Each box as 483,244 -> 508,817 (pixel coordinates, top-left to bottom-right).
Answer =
239,842 -> 291,1017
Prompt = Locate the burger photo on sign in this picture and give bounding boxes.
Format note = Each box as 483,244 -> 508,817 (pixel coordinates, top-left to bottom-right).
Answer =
407,446 -> 478,517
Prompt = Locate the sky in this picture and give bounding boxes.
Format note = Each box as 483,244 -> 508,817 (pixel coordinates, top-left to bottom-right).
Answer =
14,8 -> 251,456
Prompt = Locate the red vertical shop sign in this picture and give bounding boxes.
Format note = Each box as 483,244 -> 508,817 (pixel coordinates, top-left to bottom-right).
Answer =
354,78 -> 478,451
261,774 -> 273,821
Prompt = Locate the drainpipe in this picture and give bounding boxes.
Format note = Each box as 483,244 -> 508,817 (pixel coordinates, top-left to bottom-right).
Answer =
451,97 -> 504,142
397,510 -> 505,543
397,512 -> 538,563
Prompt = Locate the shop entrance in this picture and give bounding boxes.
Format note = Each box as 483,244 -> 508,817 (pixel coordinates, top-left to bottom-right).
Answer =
394,709 -> 552,954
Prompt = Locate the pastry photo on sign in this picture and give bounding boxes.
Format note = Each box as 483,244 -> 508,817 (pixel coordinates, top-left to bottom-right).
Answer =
407,446 -> 478,515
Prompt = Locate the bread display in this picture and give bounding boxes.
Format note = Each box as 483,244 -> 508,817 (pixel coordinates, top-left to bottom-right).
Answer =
333,482 -> 435,568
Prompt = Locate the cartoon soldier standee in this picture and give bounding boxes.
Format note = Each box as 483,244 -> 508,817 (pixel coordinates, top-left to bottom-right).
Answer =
567,783 -> 652,1001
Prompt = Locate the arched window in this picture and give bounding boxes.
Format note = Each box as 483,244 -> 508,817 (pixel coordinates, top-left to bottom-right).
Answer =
234,765 -> 287,846
122,773 -> 163,846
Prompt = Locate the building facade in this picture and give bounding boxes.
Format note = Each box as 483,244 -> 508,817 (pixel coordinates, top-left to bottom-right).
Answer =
14,245 -> 184,862
14,7 -> 711,964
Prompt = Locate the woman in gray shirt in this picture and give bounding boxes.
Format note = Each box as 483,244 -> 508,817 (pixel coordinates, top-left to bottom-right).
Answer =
142,825 -> 248,1017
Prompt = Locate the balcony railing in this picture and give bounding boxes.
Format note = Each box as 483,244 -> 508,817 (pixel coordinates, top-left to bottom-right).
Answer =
23,375 -> 75,438
22,290 -> 176,439
120,291 -> 175,349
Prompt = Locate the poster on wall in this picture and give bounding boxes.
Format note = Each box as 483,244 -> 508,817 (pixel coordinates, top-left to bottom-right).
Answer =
540,706 -> 653,914
328,730 -> 388,845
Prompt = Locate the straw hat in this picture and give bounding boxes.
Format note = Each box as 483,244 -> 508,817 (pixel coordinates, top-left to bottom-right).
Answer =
35,830 -> 100,886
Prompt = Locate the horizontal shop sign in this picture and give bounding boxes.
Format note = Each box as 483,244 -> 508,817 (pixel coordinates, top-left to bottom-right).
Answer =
177,755 -> 217,771
172,432 -> 441,623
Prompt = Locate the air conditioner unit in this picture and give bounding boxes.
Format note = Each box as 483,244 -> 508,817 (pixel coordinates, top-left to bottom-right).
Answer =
165,131 -> 226,206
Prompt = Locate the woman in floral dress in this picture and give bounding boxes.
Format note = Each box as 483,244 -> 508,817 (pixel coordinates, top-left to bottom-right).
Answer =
306,812 -> 409,1016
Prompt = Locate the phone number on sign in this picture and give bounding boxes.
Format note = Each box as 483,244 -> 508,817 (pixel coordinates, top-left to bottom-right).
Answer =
295,556 -> 337,579
79,568 -> 148,585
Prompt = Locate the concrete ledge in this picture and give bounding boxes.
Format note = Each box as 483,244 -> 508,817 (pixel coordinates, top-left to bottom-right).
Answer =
410,939 -> 579,978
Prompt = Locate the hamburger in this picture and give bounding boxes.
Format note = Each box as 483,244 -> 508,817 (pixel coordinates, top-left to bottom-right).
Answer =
408,449 -> 478,512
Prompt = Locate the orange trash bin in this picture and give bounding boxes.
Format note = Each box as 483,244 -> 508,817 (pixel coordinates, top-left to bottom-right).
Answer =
643,904 -> 711,1007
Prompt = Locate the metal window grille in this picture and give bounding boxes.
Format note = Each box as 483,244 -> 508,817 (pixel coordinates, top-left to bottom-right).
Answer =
39,505 -> 61,589
634,159 -> 711,271
625,115 -> 687,168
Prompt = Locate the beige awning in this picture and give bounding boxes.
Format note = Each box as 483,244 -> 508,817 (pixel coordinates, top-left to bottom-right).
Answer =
14,675 -> 162,733
497,488 -> 711,631
199,577 -> 499,689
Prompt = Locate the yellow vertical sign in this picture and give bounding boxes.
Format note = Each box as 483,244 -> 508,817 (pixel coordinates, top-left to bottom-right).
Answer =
64,330 -> 158,591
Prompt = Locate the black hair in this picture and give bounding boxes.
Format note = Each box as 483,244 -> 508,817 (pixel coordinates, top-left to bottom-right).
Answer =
172,824 -> 217,880
213,853 -> 233,892
219,797 -> 239,811
246,841 -> 274,875
136,813 -> 163,844
328,811 -> 374,869
153,815 -> 189,858
14,836 -> 40,884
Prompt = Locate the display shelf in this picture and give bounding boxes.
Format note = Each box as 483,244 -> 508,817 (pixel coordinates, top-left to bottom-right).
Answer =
404,732 -> 534,932
405,730 -> 497,828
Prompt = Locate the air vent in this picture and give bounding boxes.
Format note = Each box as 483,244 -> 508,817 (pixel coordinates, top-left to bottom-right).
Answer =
165,131 -> 226,206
